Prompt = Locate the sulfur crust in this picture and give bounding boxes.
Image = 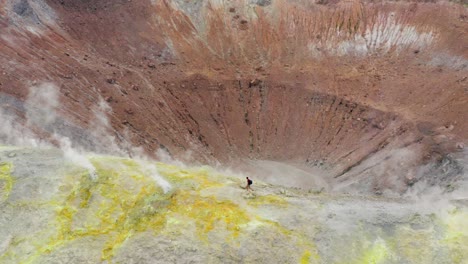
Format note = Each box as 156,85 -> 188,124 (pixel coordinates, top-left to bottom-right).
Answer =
4,155 -> 318,263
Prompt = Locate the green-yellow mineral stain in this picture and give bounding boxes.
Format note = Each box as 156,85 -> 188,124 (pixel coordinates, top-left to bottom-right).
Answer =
22,157 -> 170,263
248,194 -> 288,207
20,157 -> 256,263
393,225 -> 436,264
3,155 -> 321,264
444,210 -> 468,264
0,162 -> 14,202
338,237 -> 393,264
300,250 -> 312,264
360,239 -> 391,264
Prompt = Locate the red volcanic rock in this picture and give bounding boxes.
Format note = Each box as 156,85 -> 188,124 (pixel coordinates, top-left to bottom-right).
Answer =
0,0 -> 466,193
239,19 -> 249,30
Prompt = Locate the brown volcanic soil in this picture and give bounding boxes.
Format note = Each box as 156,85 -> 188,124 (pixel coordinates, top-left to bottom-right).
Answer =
0,0 -> 467,193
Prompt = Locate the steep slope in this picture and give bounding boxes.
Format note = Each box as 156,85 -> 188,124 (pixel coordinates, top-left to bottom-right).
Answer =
0,0 -> 467,193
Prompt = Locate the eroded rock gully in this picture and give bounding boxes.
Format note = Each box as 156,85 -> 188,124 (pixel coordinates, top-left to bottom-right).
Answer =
0,0 -> 466,194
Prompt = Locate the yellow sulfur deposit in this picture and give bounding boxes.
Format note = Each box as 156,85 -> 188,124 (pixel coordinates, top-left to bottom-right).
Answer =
2,155 -> 315,263
247,194 -> 288,207
358,239 -> 392,264
0,162 -> 14,202
300,250 -> 312,264
3,149 -> 465,264
444,210 -> 468,264
167,190 -> 250,239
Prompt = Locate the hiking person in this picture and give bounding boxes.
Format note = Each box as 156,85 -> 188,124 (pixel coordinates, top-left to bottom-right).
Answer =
246,177 -> 253,191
